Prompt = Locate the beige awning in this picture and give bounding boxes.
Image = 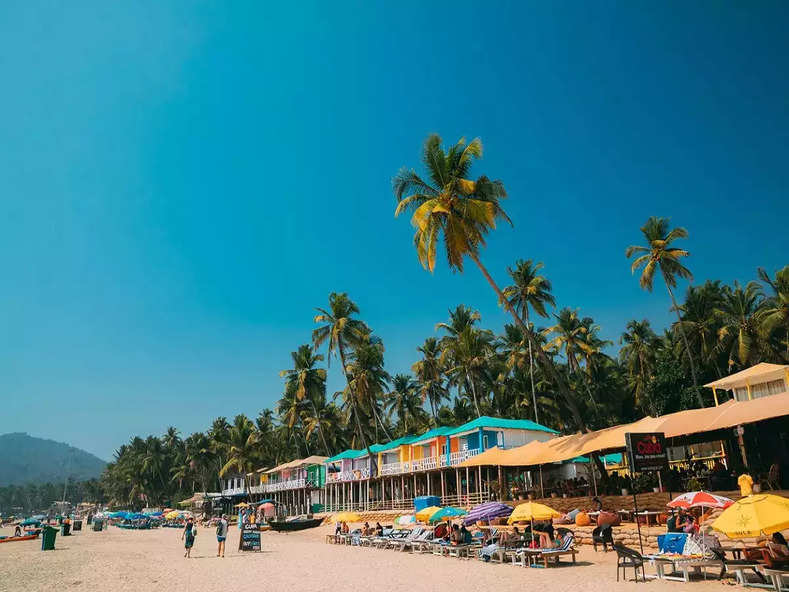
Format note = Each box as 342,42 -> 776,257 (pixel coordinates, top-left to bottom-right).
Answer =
460,393 -> 789,468
704,363 -> 789,390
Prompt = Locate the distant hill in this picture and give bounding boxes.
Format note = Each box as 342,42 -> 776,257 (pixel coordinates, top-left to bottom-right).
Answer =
0,433 -> 106,486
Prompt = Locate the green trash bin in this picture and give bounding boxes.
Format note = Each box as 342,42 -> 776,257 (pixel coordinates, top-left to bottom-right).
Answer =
42,526 -> 57,551
92,519 -> 103,531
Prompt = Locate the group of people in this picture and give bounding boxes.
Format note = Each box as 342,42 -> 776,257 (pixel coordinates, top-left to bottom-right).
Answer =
181,514 -> 230,558
666,509 -> 699,535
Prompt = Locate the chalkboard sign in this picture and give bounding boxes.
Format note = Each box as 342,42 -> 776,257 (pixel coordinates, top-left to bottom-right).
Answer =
239,523 -> 261,552
625,432 -> 668,473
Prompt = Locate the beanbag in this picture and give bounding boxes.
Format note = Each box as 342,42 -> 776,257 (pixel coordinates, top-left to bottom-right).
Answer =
597,511 -> 621,527
575,511 -> 591,526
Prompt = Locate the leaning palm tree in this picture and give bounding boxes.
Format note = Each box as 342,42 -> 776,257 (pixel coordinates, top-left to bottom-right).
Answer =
626,216 -> 702,405
312,292 -> 371,451
504,259 -> 555,424
393,135 -> 585,430
280,345 -> 331,455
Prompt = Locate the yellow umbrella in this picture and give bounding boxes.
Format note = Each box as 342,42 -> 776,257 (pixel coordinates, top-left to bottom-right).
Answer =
416,506 -> 443,523
165,510 -> 180,520
712,494 -> 789,538
330,511 -> 362,523
507,501 -> 561,524
234,502 -> 250,508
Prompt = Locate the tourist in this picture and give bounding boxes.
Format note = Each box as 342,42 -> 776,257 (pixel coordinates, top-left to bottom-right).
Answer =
532,520 -> 555,548
340,521 -> 349,534
682,513 -> 698,535
216,514 -> 228,558
433,521 -> 448,540
767,532 -> 789,560
374,522 -> 383,536
361,522 -> 371,536
182,517 -> 196,558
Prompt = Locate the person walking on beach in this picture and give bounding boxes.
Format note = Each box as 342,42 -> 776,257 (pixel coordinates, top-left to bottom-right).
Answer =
182,517 -> 196,558
216,514 -> 228,558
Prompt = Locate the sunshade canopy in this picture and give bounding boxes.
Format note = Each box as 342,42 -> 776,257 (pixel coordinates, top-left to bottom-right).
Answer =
330,511 -> 361,523
712,494 -> 789,538
508,502 -> 561,524
415,506 -> 443,522
429,507 -> 467,523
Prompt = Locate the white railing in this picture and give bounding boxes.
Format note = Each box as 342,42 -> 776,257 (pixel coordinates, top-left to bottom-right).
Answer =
221,486 -> 247,496
326,468 -> 370,483
380,461 -> 410,475
265,478 -> 309,492
249,485 -> 266,494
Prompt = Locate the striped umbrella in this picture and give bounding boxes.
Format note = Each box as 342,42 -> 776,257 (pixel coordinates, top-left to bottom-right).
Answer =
668,491 -> 733,509
462,502 -> 513,526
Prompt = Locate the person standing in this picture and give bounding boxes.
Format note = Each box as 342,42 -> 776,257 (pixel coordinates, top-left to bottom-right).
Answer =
182,517 -> 196,558
216,514 -> 228,558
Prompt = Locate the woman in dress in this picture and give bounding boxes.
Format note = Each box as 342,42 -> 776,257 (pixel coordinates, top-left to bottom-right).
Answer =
182,517 -> 196,558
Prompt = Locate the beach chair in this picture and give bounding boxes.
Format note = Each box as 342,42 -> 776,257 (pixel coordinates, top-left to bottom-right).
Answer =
614,544 -> 646,582
374,528 -> 406,549
386,527 -> 423,550
514,533 -> 577,568
592,524 -> 613,552
406,531 -> 434,553
709,548 -> 767,585
446,543 -> 472,560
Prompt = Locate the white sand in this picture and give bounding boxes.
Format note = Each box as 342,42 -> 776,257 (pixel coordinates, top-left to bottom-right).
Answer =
0,524 -> 728,592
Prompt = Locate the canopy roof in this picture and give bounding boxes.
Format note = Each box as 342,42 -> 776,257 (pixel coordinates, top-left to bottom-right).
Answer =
266,455 -> 329,472
324,449 -> 364,463
460,392 -> 789,467
447,416 -> 558,436
704,363 -> 789,390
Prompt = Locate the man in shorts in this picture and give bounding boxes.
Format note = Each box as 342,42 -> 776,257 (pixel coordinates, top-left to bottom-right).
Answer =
216,514 -> 228,557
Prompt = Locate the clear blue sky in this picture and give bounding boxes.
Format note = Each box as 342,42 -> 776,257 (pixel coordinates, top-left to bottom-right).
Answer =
2,2 -> 787,460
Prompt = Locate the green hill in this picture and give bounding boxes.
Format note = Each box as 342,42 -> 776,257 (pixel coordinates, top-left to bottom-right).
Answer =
0,433 -> 106,486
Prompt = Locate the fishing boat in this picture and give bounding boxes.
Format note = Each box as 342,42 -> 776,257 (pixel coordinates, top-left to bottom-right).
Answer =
0,533 -> 40,543
268,517 -> 323,532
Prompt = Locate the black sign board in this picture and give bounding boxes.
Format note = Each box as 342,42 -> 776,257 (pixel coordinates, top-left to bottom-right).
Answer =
239,523 -> 261,552
625,432 -> 669,473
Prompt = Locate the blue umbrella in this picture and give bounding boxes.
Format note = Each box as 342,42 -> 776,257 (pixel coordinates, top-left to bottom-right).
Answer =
429,506 -> 467,523
20,518 -> 41,527
463,502 -> 513,526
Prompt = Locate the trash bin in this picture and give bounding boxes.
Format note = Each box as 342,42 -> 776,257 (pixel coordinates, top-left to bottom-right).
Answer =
61,522 -> 71,536
93,519 -> 103,532
42,526 -> 57,551
72,520 -> 82,532
86,516 -> 93,526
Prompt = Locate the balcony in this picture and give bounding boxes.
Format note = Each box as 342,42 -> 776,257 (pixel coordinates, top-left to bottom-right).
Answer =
380,461 -> 410,476
265,478 -> 307,492
249,485 -> 266,494
326,468 -> 370,483
221,486 -> 247,496
379,449 -> 483,475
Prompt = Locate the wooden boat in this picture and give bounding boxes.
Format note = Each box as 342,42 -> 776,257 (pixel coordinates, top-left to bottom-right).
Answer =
0,533 -> 40,543
268,517 -> 323,532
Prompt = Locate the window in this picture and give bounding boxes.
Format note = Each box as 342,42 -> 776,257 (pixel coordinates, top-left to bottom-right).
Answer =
483,435 -> 489,449
440,444 -> 447,455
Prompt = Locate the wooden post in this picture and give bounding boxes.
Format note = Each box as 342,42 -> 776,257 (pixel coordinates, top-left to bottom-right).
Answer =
737,425 -> 749,467
746,382 -> 752,400
465,467 -> 470,505
712,387 -> 719,406
440,470 -> 445,502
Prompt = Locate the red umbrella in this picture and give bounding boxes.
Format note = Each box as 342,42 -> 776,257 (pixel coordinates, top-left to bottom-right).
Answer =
667,491 -> 733,509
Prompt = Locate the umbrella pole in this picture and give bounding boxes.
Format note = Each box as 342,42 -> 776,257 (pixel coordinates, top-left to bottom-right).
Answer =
591,462 -> 598,497
631,475 -> 644,555
539,466 -> 544,499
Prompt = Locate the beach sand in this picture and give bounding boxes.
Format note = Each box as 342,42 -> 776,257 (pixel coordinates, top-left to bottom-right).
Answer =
0,524 -> 728,592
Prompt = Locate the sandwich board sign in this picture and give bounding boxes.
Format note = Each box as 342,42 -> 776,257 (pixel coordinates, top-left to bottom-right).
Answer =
625,432 -> 669,473
239,523 -> 261,552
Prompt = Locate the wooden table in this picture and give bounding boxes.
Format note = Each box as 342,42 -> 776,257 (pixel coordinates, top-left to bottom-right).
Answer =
633,511 -> 664,526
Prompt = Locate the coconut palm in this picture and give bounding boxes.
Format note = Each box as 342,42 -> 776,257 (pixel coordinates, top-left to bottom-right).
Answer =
343,337 -> 392,442
504,259 -> 555,424
716,281 -> 764,369
384,374 -> 421,432
219,415 -> 260,489
626,216 -> 702,405
619,320 -> 659,411
440,325 -> 496,417
393,135 -> 585,429
674,281 -> 726,378
412,337 -> 448,420
758,265 -> 789,358
280,345 -> 331,455
313,292 -> 372,451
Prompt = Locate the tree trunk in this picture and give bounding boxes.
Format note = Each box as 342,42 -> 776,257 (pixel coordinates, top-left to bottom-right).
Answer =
337,342 -> 372,456
666,282 -> 703,406
310,401 -> 332,456
524,308 -> 540,424
466,372 -> 482,417
468,251 -> 587,432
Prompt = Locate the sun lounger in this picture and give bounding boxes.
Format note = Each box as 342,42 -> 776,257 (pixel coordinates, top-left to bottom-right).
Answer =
387,528 -> 424,550
405,531 -> 434,553
446,544 -> 472,559
373,528 -> 407,549
513,534 -> 577,568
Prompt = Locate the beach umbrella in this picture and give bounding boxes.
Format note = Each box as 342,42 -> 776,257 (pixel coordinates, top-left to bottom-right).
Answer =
415,506 -> 443,523
165,511 -> 180,520
507,501 -> 561,524
463,502 -> 513,526
259,503 -> 275,518
712,494 -> 789,538
429,507 -> 467,523
330,511 -> 362,523
234,502 -> 250,508
668,491 -> 733,509
395,515 -> 416,526
20,519 -> 41,527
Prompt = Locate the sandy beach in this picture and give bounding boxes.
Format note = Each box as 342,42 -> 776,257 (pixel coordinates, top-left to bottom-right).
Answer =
0,524 -> 731,592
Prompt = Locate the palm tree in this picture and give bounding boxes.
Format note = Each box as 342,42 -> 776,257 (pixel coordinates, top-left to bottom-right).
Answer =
675,281 -> 726,378
343,336 -> 392,442
504,259 -> 555,424
393,134 -> 585,430
716,281 -> 764,369
619,320 -> 659,411
313,293 -> 372,451
758,265 -> 789,358
544,308 -> 594,375
412,337 -> 448,420
625,216 -> 702,405
219,415 -> 260,490
440,324 -> 496,417
280,345 -> 331,455
385,374 -> 421,432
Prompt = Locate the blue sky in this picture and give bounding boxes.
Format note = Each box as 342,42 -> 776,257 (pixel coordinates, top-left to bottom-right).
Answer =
1,2 -> 787,460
